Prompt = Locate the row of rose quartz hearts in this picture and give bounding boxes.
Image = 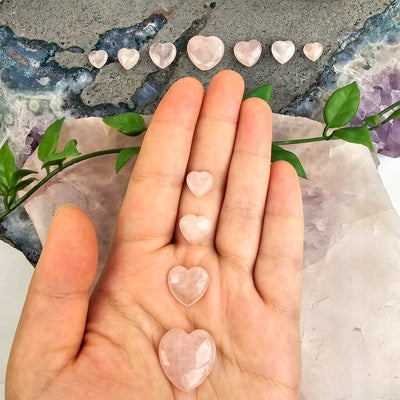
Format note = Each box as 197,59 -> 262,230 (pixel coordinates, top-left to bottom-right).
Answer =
88,36 -> 324,71
158,171 -> 216,392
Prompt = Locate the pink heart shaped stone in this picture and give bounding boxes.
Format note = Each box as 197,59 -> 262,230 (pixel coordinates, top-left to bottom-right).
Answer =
88,50 -> 108,69
233,39 -> 262,67
186,171 -> 214,197
149,42 -> 177,69
303,42 -> 323,62
179,215 -> 212,244
159,328 -> 216,392
187,35 -> 224,71
168,266 -> 209,306
271,40 -> 295,64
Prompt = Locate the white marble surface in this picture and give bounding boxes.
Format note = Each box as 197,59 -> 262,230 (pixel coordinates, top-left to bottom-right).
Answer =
0,126 -> 399,399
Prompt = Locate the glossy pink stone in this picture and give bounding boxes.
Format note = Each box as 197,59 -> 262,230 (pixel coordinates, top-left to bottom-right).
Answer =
149,42 -> 177,69
303,42 -> 324,62
88,50 -> 108,69
117,48 -> 140,70
186,171 -> 214,197
271,40 -> 295,64
179,215 -> 212,244
159,329 -> 216,392
233,39 -> 262,67
187,35 -> 224,71
168,266 -> 209,306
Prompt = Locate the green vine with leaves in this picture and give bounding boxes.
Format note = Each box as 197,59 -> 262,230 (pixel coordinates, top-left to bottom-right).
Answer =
0,81 -> 399,222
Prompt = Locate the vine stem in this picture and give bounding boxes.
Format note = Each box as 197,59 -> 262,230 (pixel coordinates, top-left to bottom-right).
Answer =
0,147 -> 136,221
272,135 -> 338,146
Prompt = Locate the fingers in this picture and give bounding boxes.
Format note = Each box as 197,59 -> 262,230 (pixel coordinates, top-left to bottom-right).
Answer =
253,161 -> 304,318
7,206 -> 98,381
114,77 -> 204,251
216,97 -> 272,270
175,70 -> 245,246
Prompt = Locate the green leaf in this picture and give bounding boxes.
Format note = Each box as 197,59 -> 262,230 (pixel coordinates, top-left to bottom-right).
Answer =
13,169 -> 37,183
104,113 -> 147,136
331,126 -> 374,151
38,118 -> 65,163
323,82 -> 360,128
0,141 -> 16,188
115,147 -> 140,173
44,140 -> 80,163
243,84 -> 273,103
271,144 -> 307,179
386,108 -> 400,122
14,178 -> 37,192
0,181 -> 8,196
364,114 -> 380,126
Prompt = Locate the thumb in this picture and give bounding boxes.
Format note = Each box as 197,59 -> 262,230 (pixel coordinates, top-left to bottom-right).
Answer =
7,205 -> 98,386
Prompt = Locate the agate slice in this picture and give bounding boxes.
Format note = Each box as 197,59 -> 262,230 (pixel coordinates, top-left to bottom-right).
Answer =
159,328 -> 216,392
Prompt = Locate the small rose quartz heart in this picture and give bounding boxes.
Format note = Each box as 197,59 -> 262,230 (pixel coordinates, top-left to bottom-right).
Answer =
186,171 -> 213,197
187,35 -> 224,71
159,328 -> 216,392
88,50 -> 108,68
271,40 -> 295,64
168,266 -> 209,306
117,48 -> 140,70
179,215 -> 212,244
303,42 -> 323,62
233,39 -> 262,67
149,42 -> 177,69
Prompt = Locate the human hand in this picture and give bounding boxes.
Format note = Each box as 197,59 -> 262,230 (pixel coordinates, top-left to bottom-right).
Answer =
6,70 -> 303,400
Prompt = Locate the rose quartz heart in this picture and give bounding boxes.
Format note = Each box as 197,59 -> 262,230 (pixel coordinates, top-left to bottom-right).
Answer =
149,42 -> 177,69
179,215 -> 212,244
187,35 -> 224,71
303,42 -> 323,62
271,40 -> 295,64
233,39 -> 262,67
168,266 -> 209,306
186,171 -> 213,197
117,48 -> 140,70
88,50 -> 108,68
159,328 -> 216,392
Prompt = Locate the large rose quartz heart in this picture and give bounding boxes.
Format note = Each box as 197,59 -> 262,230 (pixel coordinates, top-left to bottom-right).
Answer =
187,35 -> 224,71
303,42 -> 323,62
168,266 -> 209,306
88,50 -> 108,68
159,328 -> 216,392
233,39 -> 262,67
271,40 -> 295,64
186,171 -> 213,197
149,42 -> 177,69
117,48 -> 140,70
179,215 -> 212,244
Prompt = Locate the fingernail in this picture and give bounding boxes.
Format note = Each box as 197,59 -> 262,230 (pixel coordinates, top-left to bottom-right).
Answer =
54,204 -> 78,218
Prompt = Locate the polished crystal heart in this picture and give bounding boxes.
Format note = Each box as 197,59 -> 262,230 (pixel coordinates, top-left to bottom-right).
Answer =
159,328 -> 216,392
149,42 -> 177,69
303,42 -> 323,62
88,50 -> 108,68
271,41 -> 295,64
117,48 -> 140,70
186,171 -> 213,197
168,266 -> 209,306
187,35 -> 224,71
179,215 -> 212,244
233,39 -> 262,67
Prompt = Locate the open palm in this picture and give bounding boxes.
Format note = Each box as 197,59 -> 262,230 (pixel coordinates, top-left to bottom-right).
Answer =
6,71 -> 303,400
